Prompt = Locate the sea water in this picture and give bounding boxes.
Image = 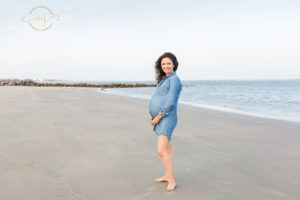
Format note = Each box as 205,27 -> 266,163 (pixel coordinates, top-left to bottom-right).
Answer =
98,79 -> 300,123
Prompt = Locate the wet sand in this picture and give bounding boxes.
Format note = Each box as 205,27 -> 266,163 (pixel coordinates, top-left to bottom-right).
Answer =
0,86 -> 300,200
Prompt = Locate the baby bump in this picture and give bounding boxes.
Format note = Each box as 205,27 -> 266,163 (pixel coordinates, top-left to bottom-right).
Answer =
148,94 -> 165,117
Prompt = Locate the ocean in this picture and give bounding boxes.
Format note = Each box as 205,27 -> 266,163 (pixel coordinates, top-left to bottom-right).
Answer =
97,79 -> 300,124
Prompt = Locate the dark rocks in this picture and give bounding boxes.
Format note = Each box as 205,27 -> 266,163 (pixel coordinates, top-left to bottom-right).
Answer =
0,79 -> 156,88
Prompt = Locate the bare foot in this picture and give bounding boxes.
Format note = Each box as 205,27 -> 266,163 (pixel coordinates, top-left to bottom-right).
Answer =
166,179 -> 176,191
154,176 -> 169,182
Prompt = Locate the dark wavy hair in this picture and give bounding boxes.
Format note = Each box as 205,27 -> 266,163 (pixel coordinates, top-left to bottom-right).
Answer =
154,52 -> 179,84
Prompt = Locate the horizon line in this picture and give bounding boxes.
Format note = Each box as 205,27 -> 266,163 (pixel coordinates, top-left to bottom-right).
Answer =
1,77 -> 300,82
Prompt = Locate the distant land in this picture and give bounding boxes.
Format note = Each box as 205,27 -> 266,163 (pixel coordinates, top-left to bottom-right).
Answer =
0,78 -> 156,88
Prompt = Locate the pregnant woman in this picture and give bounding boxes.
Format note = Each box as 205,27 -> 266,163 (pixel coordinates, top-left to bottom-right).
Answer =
148,52 -> 182,191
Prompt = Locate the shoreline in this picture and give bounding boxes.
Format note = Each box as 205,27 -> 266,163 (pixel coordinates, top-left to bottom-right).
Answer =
97,87 -> 300,126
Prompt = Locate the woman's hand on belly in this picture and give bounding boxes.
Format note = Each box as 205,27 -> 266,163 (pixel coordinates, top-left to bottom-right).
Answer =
150,114 -> 164,126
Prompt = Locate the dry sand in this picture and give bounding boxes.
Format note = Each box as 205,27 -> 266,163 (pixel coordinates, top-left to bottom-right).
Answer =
0,86 -> 300,200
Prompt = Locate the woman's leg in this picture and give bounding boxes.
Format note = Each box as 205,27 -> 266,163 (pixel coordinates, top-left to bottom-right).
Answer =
154,135 -> 176,191
154,135 -> 170,181
167,141 -> 173,166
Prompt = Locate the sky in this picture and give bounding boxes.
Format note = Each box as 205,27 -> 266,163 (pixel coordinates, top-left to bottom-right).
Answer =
0,0 -> 299,81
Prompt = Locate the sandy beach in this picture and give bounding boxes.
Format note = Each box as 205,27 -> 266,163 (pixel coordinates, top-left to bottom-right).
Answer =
0,86 -> 300,200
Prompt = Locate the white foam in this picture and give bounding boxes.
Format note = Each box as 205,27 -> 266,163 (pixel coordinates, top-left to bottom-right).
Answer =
178,101 -> 300,123
97,88 -> 150,100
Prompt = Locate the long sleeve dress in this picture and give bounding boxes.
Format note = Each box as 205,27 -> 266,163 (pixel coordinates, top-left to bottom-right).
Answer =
148,71 -> 182,141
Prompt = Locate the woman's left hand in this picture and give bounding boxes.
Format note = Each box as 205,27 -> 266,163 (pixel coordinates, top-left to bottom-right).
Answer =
150,114 -> 163,126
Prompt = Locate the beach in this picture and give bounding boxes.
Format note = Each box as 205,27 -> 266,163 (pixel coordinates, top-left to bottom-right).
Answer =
0,86 -> 300,200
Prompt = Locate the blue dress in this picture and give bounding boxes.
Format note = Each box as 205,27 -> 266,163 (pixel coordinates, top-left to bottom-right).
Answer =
148,71 -> 182,141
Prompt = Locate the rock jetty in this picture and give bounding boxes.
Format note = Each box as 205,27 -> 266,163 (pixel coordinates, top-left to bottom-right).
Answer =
0,79 -> 156,88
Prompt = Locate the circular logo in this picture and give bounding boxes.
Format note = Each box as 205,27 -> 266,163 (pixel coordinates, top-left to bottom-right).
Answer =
23,6 -> 59,31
